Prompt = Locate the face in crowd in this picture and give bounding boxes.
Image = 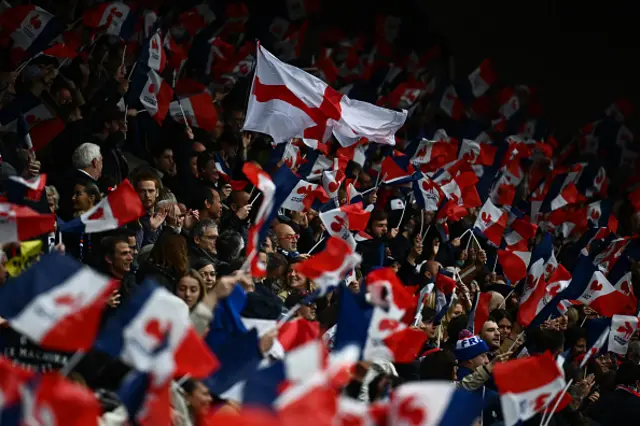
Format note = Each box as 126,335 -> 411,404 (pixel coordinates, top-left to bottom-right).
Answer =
136,179 -> 158,211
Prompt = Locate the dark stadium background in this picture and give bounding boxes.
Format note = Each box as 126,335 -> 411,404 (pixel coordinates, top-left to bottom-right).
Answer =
318,0 -> 639,139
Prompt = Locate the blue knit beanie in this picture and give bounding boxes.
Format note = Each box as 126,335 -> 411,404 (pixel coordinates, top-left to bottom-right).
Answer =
454,336 -> 490,361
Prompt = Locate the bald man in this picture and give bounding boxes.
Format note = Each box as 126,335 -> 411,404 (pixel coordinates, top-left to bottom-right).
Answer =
274,223 -> 309,261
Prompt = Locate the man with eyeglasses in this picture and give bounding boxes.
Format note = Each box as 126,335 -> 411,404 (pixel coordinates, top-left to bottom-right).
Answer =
189,219 -> 219,266
275,223 -> 308,261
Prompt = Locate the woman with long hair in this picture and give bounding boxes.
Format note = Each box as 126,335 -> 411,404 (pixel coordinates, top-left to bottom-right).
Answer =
277,260 -> 316,302
176,269 -> 207,311
137,232 -> 188,292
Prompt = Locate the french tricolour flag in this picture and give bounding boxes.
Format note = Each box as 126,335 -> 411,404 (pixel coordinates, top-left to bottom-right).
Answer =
243,339 -> 329,408
0,95 -> 54,133
580,321 -> 610,369
497,249 -> 531,284
0,252 -> 118,352
0,202 -> 55,243
0,5 -> 64,64
518,264 -> 571,328
434,272 -> 457,322
59,179 -> 144,234
410,135 -> 458,171
134,67 -> 174,125
577,270 -> 637,317
242,163 -> 276,277
18,372 -> 102,426
389,382 -> 483,426
95,280 -> 218,380
366,267 -> 417,319
0,358 -> 33,425
139,30 -> 166,73
413,173 -> 445,212
118,370 -> 171,426
205,329 -> 263,397
7,174 -> 47,206
319,202 -> 371,248
494,352 -> 566,426
468,291 -> 493,335
474,199 -> 508,246
294,237 -> 361,296
169,92 -> 219,132
333,285 -> 426,363
467,58 -> 497,98
281,178 -> 319,212
82,1 -> 137,40
458,138 -> 497,166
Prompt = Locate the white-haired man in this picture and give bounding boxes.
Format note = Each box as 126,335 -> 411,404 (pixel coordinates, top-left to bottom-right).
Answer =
57,143 -> 102,220
72,142 -> 103,182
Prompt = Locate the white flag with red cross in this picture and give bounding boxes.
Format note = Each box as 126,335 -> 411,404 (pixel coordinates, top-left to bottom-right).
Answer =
243,44 -> 407,146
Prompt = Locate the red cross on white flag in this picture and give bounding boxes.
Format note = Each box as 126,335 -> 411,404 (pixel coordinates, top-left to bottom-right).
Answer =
243,44 -> 407,147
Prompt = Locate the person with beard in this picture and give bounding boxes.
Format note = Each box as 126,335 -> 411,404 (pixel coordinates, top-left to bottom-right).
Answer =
132,171 -> 166,250
479,320 -> 502,360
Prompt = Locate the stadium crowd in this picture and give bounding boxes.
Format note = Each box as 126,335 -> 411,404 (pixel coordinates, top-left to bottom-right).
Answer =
0,1 -> 639,426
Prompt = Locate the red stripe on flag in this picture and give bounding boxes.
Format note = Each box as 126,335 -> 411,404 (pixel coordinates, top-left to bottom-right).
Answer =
473,292 -> 493,335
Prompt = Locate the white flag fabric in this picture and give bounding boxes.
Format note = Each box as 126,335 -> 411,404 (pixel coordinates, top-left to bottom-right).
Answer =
243,44 -> 407,147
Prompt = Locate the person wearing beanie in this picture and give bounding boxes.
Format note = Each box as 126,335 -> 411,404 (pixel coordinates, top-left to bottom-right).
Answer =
455,335 -> 490,366
455,332 -> 510,425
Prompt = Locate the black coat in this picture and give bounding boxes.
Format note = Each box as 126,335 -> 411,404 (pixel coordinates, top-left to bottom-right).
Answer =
587,387 -> 640,426
136,261 -> 179,293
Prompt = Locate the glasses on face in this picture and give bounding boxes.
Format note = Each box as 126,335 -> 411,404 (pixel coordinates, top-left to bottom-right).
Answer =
279,234 -> 299,242
202,234 -> 218,241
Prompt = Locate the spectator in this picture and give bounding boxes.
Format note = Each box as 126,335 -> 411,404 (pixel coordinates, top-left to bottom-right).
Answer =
57,143 -> 102,220
63,180 -> 101,263
278,260 -> 315,301
137,232 -> 188,292
100,234 -> 135,299
189,219 -> 219,266
192,258 -> 217,292
132,171 -> 165,249
176,269 -> 207,311
274,223 -> 301,261
489,309 -> 514,345
191,185 -> 222,222
284,292 -> 317,322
